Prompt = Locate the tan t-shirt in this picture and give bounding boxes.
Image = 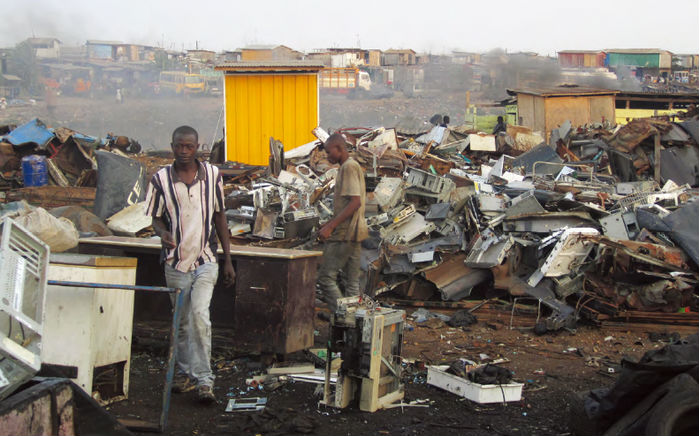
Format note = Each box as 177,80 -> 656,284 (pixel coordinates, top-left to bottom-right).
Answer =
330,157 -> 369,242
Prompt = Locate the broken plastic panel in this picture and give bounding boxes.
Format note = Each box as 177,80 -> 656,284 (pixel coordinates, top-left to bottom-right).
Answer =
528,228 -> 599,287
465,230 -> 515,268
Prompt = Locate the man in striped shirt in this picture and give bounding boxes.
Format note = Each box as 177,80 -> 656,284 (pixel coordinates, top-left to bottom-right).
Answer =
145,125 -> 235,403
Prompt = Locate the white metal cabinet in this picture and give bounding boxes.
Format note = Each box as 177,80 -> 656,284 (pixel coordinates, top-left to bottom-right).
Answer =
42,254 -> 136,403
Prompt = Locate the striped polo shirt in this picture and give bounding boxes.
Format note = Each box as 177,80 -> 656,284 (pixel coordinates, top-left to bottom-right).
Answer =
145,160 -> 224,272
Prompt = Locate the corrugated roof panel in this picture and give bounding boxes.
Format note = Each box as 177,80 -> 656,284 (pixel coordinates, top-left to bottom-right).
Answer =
216,61 -> 325,72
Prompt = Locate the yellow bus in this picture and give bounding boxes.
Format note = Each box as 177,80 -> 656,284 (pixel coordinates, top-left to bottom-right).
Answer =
158,71 -> 206,95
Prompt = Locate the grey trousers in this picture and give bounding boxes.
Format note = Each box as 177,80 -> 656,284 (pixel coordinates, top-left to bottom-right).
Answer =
164,262 -> 218,387
317,241 -> 361,311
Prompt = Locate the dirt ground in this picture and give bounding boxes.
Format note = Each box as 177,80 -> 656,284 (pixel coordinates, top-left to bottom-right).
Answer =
0,91 -> 474,152
104,304 -> 690,436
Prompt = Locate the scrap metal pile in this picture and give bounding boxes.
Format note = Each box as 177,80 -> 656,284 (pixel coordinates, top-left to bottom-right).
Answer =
0,118 -> 173,247
2,113 -> 698,333
224,113 -> 699,333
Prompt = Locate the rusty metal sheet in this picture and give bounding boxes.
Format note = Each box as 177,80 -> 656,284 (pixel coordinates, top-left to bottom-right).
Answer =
590,235 -> 696,273
417,154 -> 455,176
422,253 -> 491,301
615,240 -> 689,270
607,118 -> 670,153
423,254 -> 471,289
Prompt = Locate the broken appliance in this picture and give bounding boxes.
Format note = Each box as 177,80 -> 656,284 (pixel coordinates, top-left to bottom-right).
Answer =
322,296 -> 405,412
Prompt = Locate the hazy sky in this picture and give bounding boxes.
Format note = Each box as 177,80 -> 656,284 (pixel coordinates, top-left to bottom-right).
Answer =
3,0 -> 698,55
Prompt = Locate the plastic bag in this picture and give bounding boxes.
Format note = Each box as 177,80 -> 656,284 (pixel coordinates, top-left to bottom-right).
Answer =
15,207 -> 79,253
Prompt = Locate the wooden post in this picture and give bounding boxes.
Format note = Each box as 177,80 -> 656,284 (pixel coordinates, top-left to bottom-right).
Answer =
654,133 -> 661,183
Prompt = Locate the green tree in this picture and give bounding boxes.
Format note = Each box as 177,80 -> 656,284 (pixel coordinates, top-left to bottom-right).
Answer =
9,41 -> 39,94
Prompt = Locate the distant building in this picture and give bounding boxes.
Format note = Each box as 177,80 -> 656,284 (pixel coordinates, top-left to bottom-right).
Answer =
508,86 -> 618,138
674,54 -> 699,70
367,50 -> 382,67
306,51 -> 332,66
382,49 -> 416,66
605,49 -> 673,75
557,50 -> 606,68
615,91 -> 699,124
239,45 -> 303,61
25,37 -> 62,59
325,48 -> 367,68
451,51 -> 481,65
219,50 -> 242,63
187,49 -> 216,64
86,40 -> 123,60
0,73 -> 22,98
115,44 -> 144,62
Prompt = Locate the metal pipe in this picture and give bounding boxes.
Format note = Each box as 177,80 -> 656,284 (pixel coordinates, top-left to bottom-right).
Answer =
159,288 -> 183,432
47,280 -> 175,293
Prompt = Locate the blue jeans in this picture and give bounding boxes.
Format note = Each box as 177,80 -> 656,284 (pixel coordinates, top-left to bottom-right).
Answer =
164,262 -> 218,387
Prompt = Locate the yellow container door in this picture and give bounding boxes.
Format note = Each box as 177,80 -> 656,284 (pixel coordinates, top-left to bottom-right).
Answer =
224,73 -> 318,165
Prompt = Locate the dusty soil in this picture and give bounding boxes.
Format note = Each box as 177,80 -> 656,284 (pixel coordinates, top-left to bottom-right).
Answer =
104,304 -> 687,436
0,91 -> 473,152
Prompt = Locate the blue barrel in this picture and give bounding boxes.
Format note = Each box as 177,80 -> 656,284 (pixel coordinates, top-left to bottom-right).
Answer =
21,155 -> 49,187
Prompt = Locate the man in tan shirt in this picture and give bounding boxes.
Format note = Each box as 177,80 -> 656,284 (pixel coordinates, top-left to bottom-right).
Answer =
317,133 -> 369,311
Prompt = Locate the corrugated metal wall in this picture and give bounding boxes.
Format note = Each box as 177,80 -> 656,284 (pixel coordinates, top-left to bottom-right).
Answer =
607,53 -> 660,68
224,73 -> 318,166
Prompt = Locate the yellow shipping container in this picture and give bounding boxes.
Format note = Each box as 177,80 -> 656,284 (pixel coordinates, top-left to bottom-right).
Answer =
216,62 -> 324,166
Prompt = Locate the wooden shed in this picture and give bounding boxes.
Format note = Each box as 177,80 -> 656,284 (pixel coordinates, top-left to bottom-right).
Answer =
214,61 -> 324,165
508,87 -> 618,139
557,50 -> 606,68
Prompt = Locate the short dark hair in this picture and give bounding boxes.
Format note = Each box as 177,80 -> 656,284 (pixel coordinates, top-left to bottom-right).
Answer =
172,125 -> 198,143
324,133 -> 347,150
497,116 -> 504,122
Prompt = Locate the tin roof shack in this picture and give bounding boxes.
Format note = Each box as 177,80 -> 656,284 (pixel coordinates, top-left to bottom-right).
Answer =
239,45 -> 304,62
367,50 -> 382,67
557,50 -> 606,68
508,87 -> 618,139
615,91 -> 699,124
605,49 -> 673,76
215,61 -> 324,165
451,51 -> 481,65
0,74 -> 21,98
383,49 -> 417,66
187,49 -> 216,64
219,50 -> 242,63
114,44 -> 144,62
25,37 -> 62,59
325,48 -> 368,67
673,54 -> 699,71
86,40 -> 123,61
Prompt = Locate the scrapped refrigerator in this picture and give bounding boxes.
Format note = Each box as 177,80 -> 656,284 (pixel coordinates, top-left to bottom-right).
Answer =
322,296 -> 405,412
42,253 -> 137,404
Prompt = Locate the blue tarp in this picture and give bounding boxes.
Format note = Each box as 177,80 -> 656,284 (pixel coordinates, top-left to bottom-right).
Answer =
2,118 -> 55,148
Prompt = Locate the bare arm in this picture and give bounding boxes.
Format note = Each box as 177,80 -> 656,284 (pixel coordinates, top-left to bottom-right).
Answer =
153,217 -> 175,249
214,210 -> 236,285
318,196 -> 361,241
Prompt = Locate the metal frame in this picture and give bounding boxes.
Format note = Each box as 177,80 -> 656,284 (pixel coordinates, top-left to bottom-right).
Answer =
46,280 -> 183,433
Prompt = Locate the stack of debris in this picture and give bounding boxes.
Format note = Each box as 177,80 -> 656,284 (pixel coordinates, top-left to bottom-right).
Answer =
0,118 -> 168,209
220,114 -> 699,333
2,113 -> 698,334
